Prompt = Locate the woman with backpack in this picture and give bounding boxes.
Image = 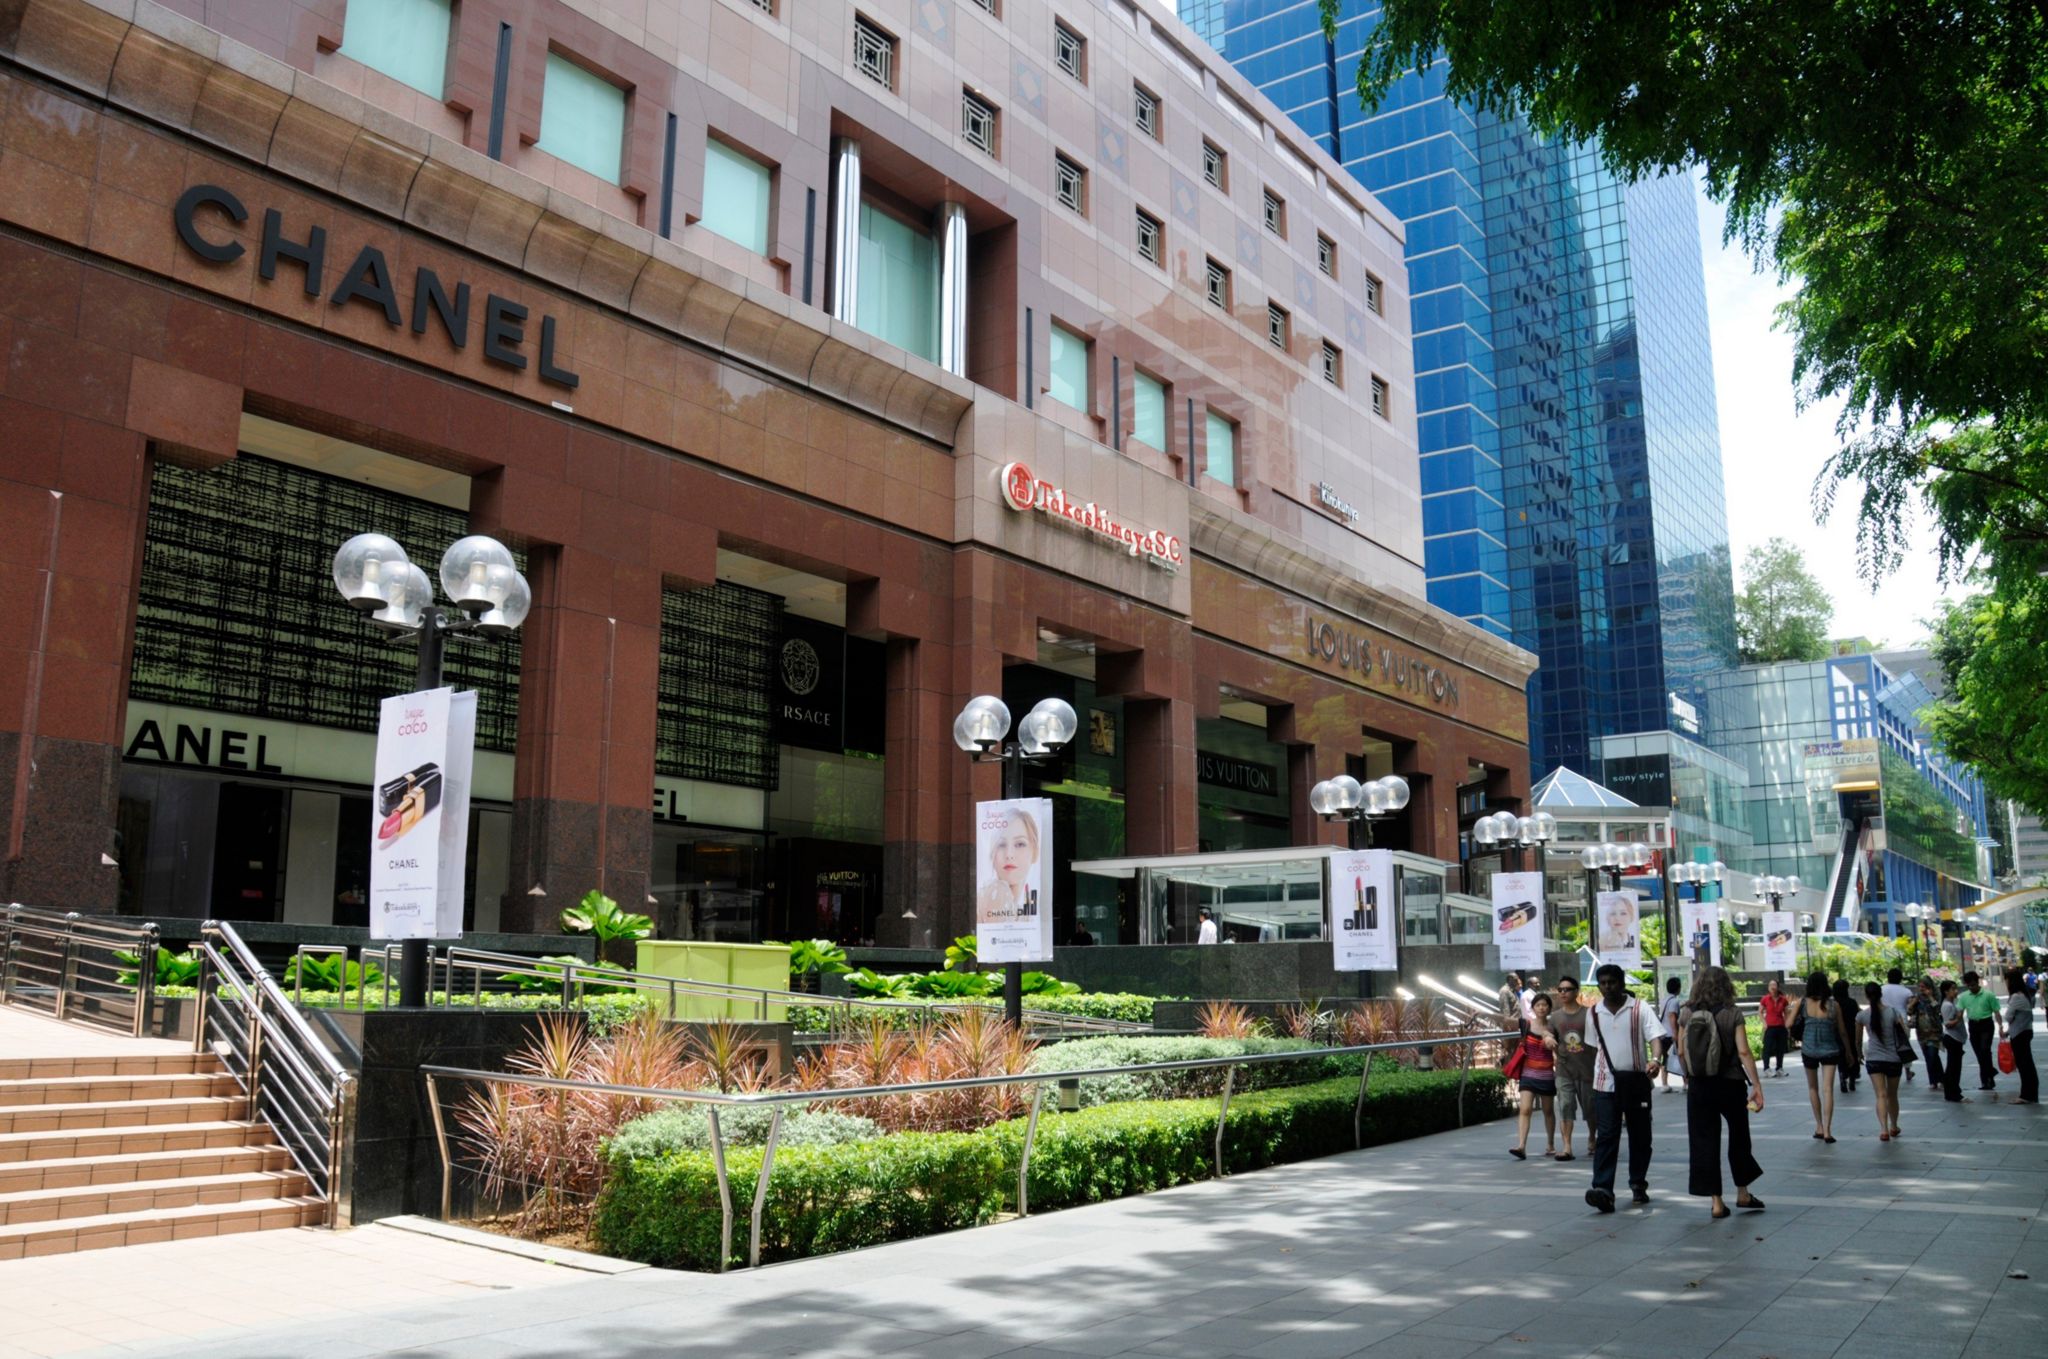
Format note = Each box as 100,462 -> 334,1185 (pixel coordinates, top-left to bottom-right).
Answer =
1673,965 -> 1764,1218
1858,981 -> 1908,1140
1797,970 -> 1850,1142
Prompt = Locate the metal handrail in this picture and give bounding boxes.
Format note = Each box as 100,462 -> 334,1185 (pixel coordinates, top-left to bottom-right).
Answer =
1,902 -> 159,1037
194,920 -> 352,1227
422,1026 -> 1513,1271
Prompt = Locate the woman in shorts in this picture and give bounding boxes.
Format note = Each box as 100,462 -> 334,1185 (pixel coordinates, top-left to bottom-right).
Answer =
1509,993 -> 1558,1160
1858,981 -> 1907,1140
1799,970 -> 1849,1143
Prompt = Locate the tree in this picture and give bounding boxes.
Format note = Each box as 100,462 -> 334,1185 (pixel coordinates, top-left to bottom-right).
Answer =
1734,539 -> 1832,664
1926,582 -> 2048,818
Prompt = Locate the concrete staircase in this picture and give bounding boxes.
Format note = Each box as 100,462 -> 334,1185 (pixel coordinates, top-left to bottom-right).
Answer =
0,1046 -> 324,1259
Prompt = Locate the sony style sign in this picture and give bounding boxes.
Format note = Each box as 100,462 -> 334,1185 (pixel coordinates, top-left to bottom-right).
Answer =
998,462 -> 1183,568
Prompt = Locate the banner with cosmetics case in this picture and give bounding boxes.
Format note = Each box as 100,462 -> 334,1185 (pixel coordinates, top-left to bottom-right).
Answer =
1491,871 -> 1545,971
1762,911 -> 1797,971
369,686 -> 475,940
1329,848 -> 1396,972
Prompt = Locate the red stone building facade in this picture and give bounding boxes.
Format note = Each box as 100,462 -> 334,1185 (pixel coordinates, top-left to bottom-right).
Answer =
0,0 -> 1532,947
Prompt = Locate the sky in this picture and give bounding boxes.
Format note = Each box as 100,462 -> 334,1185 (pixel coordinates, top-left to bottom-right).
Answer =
1691,177 -> 1956,650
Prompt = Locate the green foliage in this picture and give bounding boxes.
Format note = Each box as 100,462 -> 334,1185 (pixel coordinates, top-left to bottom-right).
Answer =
1877,747 -> 1980,881
942,935 -> 979,972
113,948 -> 202,990
1806,939 -> 1925,986
1928,587 -> 2048,819
594,1068 -> 1508,1269
285,953 -> 384,995
779,939 -> 851,980
1029,1036 -> 1354,1106
840,968 -> 1080,1001
1736,539 -> 1833,664
501,956 -> 636,996
161,983 -> 656,1034
560,891 -> 653,943
608,1106 -> 881,1159
788,991 -> 1158,1034
1019,971 -> 1080,997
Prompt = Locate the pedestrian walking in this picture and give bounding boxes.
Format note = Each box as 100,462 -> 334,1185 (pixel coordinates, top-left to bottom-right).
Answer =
1834,979 -> 1862,1094
1858,982 -> 1907,1141
1797,970 -> 1848,1142
1673,965 -> 1765,1219
1960,971 -> 2001,1091
1657,976 -> 1684,1091
1584,963 -> 1671,1214
1939,980 -> 1968,1103
2003,967 -> 2038,1104
1509,993 -> 1558,1159
1882,968 -> 1916,1083
1758,978 -> 1790,1077
1549,976 -> 1593,1161
1498,972 -> 1523,1030
1910,976 -> 1946,1093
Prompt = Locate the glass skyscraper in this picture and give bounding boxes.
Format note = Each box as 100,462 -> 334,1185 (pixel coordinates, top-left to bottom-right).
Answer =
1184,0 -> 1738,776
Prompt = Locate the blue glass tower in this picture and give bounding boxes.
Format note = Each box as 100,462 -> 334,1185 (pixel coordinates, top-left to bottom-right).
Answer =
1184,0 -> 1738,776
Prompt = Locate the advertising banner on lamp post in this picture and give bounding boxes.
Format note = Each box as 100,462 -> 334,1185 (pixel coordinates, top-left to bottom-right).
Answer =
370,687 -> 475,941
975,798 -> 1054,964
1594,890 -> 1642,970
1491,871 -> 1545,971
1762,911 -> 1798,971
1329,848 -> 1397,972
1681,900 -> 1722,968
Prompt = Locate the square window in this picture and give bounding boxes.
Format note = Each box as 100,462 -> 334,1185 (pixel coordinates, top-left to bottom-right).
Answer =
1365,271 -> 1384,315
1262,188 -> 1284,237
1205,410 -> 1236,486
537,51 -> 627,184
1206,257 -> 1230,309
700,138 -> 773,255
338,0 -> 451,99
1136,208 -> 1161,265
1049,321 -> 1089,411
1055,153 -> 1087,215
1055,20 -> 1086,81
1267,301 -> 1289,349
854,15 -> 895,89
1317,232 -> 1336,278
1321,340 -> 1342,386
1201,140 -> 1225,189
1370,374 -> 1389,417
963,88 -> 998,156
969,0 -> 996,12
1135,84 -> 1159,139
750,0 -> 775,13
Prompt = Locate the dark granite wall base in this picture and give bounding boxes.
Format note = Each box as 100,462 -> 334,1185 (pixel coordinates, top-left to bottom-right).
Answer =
1038,942 -> 1576,1004
4,735 -> 121,913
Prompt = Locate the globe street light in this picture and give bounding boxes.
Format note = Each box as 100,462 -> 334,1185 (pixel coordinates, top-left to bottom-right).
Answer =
1756,875 -> 1802,908
953,693 -> 1078,1022
1471,808 -> 1555,872
1309,773 -> 1411,849
1667,856 -> 1726,970
1580,841 -> 1654,890
332,532 -> 530,1007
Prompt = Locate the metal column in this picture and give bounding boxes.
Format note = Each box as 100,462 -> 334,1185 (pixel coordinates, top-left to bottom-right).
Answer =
937,201 -> 969,377
829,138 -> 863,324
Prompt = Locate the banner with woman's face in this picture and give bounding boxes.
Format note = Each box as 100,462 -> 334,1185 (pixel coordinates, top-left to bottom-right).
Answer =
975,798 -> 1054,963
1595,889 -> 1641,969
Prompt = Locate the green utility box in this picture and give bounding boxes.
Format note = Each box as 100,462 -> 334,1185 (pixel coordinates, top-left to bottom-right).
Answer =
634,941 -> 792,1020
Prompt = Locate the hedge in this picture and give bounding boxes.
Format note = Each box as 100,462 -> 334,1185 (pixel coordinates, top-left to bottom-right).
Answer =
593,1066 -> 1508,1270
787,991 -> 1161,1033
1027,1035 -> 1361,1105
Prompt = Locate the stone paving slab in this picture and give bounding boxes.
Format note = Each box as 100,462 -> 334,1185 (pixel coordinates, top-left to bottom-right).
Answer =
61,1073 -> 2048,1359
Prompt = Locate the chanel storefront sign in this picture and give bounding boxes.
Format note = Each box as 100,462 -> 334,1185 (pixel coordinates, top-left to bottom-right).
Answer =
173,184 -> 581,391
1305,614 -> 1461,708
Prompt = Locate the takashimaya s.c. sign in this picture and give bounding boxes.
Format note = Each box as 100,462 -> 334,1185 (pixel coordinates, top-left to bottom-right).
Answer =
998,462 -> 1183,568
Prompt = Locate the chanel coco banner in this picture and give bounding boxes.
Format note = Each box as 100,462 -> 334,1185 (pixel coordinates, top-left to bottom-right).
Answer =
975,798 -> 1054,964
1329,848 -> 1397,972
369,686 -> 476,941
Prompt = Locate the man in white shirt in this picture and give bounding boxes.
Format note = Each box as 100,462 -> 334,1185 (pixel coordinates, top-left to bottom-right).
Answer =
1585,962 -> 1670,1214
1197,908 -> 1218,945
1880,967 -> 1916,1081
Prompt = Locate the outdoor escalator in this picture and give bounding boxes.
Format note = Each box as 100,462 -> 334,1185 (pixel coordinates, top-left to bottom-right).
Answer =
1824,816 -> 1861,930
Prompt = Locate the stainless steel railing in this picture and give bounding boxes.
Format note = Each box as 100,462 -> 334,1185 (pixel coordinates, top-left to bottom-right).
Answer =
0,903 -> 159,1037
194,920 -> 353,1227
422,1025 -> 1512,1271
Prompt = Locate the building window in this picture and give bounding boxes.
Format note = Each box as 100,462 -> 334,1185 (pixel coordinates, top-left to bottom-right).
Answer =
1201,139 -> 1225,189
1205,410 -> 1237,486
969,0 -> 996,12
1055,153 -> 1086,215
1365,271 -> 1384,315
1048,321 -> 1090,411
1267,302 -> 1289,350
1133,370 -> 1167,450
537,51 -> 627,184
1370,374 -> 1389,417
857,201 -> 938,362
1135,208 -> 1161,265
854,15 -> 895,89
1321,340 -> 1342,386
700,139 -> 773,255
963,89 -> 998,156
1262,188 -> 1285,237
1054,21 -> 1085,81
1206,258 -> 1230,309
1134,84 -> 1159,139
749,0 -> 775,13
1317,232 -> 1336,278
338,0 -> 451,99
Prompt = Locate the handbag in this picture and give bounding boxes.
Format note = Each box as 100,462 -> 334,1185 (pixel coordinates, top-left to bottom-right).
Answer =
2000,1039 -> 2016,1074
1790,1005 -> 1806,1042
1503,1042 -> 1528,1080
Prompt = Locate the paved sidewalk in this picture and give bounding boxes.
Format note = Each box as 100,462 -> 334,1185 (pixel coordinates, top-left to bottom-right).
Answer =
80,1073 -> 2048,1359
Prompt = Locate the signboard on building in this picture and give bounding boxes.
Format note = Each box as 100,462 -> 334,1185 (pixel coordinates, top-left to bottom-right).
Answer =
1197,752 -> 1279,796
998,462 -> 1183,568
974,798 -> 1054,963
1329,849 -> 1396,972
1594,890 -> 1642,969
773,615 -> 846,753
369,687 -> 475,940
1491,871 -> 1545,970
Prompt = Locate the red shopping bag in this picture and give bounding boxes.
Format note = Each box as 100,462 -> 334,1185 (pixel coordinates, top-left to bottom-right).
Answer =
1999,1039 -> 2016,1074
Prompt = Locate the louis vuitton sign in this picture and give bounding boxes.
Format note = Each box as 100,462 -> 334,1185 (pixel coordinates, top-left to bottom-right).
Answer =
1305,614 -> 1460,709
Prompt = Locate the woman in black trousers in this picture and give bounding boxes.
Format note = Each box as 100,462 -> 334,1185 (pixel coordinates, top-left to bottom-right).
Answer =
1940,980 -> 1969,1103
1674,965 -> 1765,1219
2005,967 -> 2038,1104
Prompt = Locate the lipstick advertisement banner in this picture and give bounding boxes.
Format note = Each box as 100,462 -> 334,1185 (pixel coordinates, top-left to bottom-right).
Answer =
1491,871 -> 1545,971
975,798 -> 1054,964
370,687 -> 476,940
1329,849 -> 1397,972
1682,900 -> 1723,968
1594,890 -> 1642,969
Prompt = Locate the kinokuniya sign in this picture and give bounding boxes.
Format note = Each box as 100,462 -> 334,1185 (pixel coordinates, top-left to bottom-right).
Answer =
1304,613 -> 1462,708
173,185 -> 580,390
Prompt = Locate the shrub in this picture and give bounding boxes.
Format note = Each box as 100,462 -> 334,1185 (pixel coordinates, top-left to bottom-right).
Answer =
1028,1036 -> 1351,1105
559,890 -> 652,944
114,948 -> 202,990
608,1106 -> 880,1158
501,956 -> 635,996
285,953 -> 384,995
788,992 -> 1160,1033
1196,1000 -> 1264,1038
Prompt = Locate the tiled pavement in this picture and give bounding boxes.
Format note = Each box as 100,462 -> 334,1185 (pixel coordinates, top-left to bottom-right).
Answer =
55,1069 -> 2048,1359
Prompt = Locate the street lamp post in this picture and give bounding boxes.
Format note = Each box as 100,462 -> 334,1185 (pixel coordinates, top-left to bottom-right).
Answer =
1798,912 -> 1818,976
952,694 -> 1078,1024
1757,876 -> 1802,984
1470,809 -> 1556,874
1669,857 -> 1727,971
331,532 -> 531,1008
1309,774 -> 1411,850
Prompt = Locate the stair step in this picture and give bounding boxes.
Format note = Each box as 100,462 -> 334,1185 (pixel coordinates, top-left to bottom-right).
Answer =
0,1120 -> 272,1164
0,1053 -> 223,1082
0,1071 -> 242,1106
0,1143 -> 291,1195
0,1169 -> 310,1225
0,1095 -> 246,1136
0,1196 -> 327,1259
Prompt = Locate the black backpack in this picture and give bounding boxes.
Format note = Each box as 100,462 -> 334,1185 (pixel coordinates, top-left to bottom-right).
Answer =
1684,1004 -> 1729,1078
